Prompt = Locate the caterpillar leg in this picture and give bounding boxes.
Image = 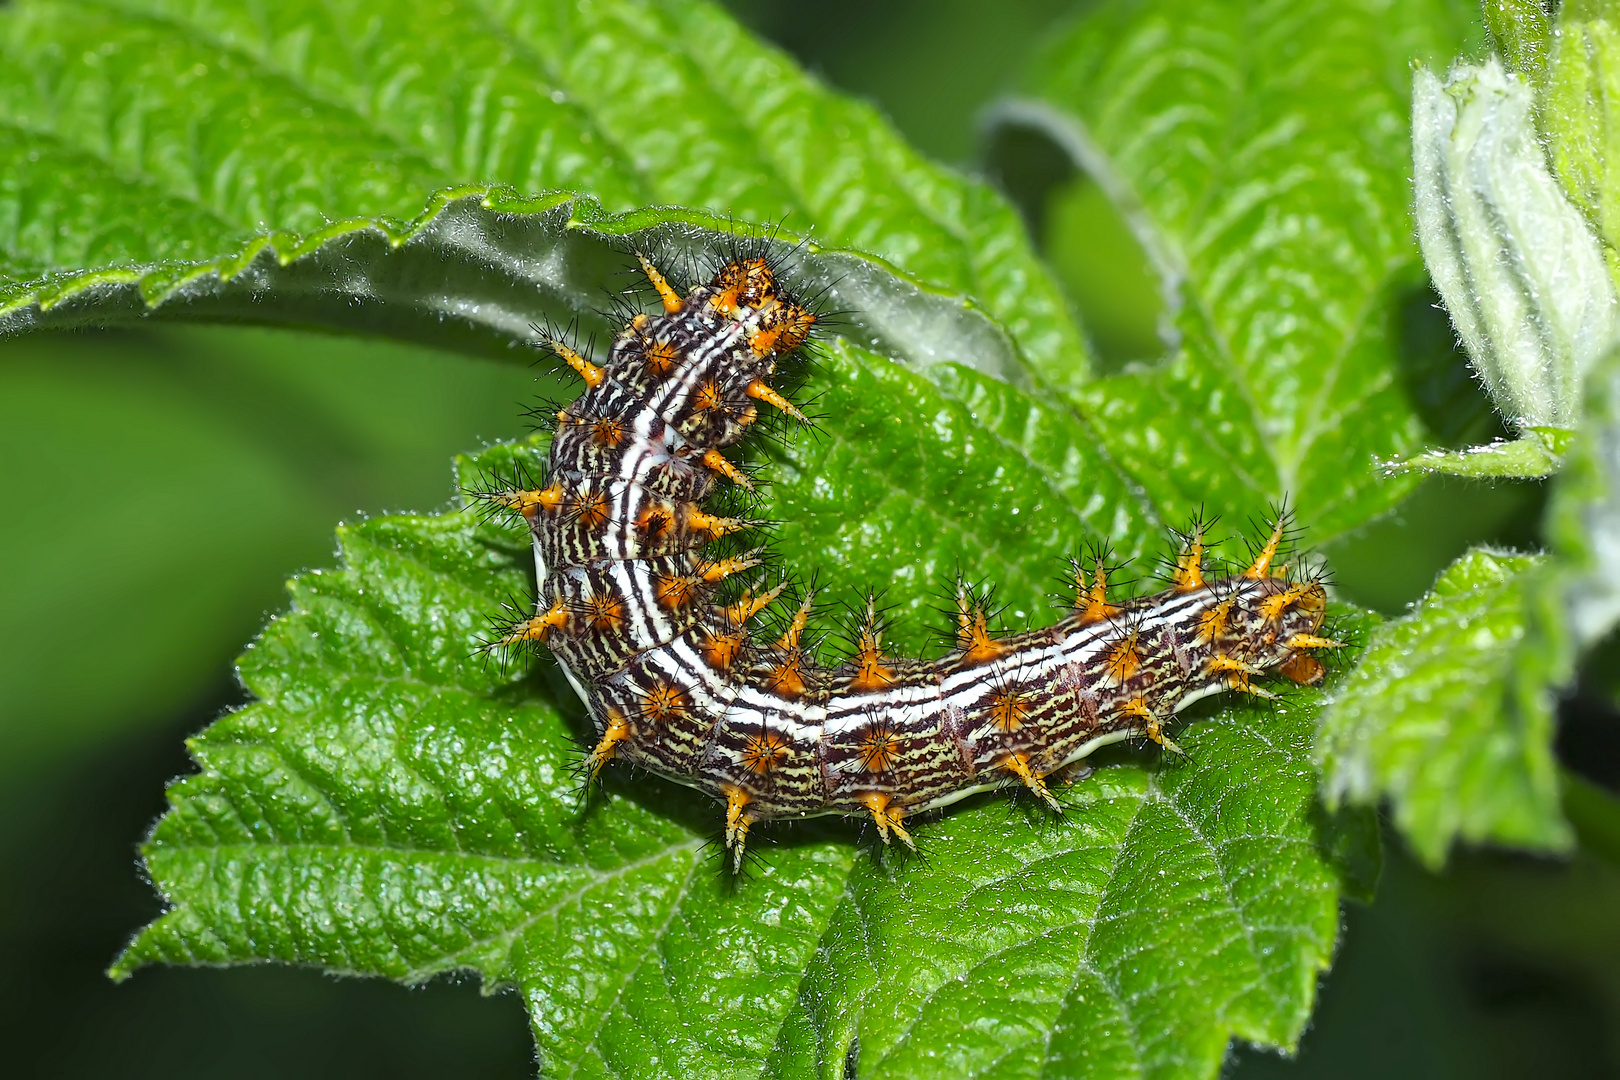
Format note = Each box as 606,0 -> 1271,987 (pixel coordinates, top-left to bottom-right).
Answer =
1001,753 -> 1063,812
723,786 -> 756,874
1123,697 -> 1186,756
1204,655 -> 1278,701
856,792 -> 915,851
1279,632 -> 1345,685
584,709 -> 632,779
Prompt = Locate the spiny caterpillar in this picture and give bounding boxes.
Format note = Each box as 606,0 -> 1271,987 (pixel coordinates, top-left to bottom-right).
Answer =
474,248 -> 1340,872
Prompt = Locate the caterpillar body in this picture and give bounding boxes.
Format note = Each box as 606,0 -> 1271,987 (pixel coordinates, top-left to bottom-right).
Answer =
478,250 -> 1339,871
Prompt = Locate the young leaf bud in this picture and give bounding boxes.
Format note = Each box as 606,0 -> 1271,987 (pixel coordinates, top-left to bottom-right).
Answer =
1412,58 -> 1619,431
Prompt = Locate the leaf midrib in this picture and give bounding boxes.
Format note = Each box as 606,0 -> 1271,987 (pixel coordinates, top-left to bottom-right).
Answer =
866,715 -> 1318,1078
565,853 -> 703,1080
861,783 -> 1158,1077
434,837 -> 707,988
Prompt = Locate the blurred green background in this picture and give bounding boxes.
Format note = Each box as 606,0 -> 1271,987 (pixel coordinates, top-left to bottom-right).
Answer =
2,1 -> 1617,1076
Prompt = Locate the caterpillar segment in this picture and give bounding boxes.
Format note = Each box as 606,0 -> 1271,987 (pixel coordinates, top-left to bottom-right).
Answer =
487,252 -> 1343,873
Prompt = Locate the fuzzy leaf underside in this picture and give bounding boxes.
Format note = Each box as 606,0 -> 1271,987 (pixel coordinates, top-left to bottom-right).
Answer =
117,385 -> 1375,1078
1000,0 -> 1476,541
0,186 -> 1035,393
1316,548 -> 1573,868
0,0 -> 1084,385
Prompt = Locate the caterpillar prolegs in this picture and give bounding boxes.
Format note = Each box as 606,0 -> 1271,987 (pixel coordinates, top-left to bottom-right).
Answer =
475,250 -> 1339,872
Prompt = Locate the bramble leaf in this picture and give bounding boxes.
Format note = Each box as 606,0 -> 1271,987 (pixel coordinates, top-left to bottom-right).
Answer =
1316,548 -> 1573,868
997,0 -> 1476,540
1390,427 -> 1574,478
117,400 -> 1374,1078
1321,4 -> 1620,870
0,0 -> 1082,386
0,0 -> 1474,549
1545,0 -> 1620,293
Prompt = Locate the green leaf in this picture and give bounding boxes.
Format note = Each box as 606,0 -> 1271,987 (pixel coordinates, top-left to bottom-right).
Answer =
1387,426 -> 1574,478
1519,341 -> 1620,869
749,341 -> 1153,654
0,0 -> 1468,545
1484,0 -> 1553,84
1479,337 -> 1620,875
992,0 -> 1476,539
1316,548 -> 1573,868
0,0 -> 1084,386
116,359 -> 1374,1075
3,186 -> 1038,394
1545,0 -> 1620,289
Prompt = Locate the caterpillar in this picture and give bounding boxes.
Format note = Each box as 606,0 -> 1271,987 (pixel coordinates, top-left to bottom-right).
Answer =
475,247 -> 1340,872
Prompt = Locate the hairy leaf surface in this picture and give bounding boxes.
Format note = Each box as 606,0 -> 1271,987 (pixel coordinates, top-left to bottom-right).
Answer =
117,363 -> 1375,1077
999,0 -> 1476,539
1317,548 -> 1572,867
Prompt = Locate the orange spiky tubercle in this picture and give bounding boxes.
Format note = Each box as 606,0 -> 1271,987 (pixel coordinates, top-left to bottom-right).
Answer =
1071,549 -> 1124,625
847,594 -> 896,693
954,580 -> 1008,666
1170,511 -> 1218,592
